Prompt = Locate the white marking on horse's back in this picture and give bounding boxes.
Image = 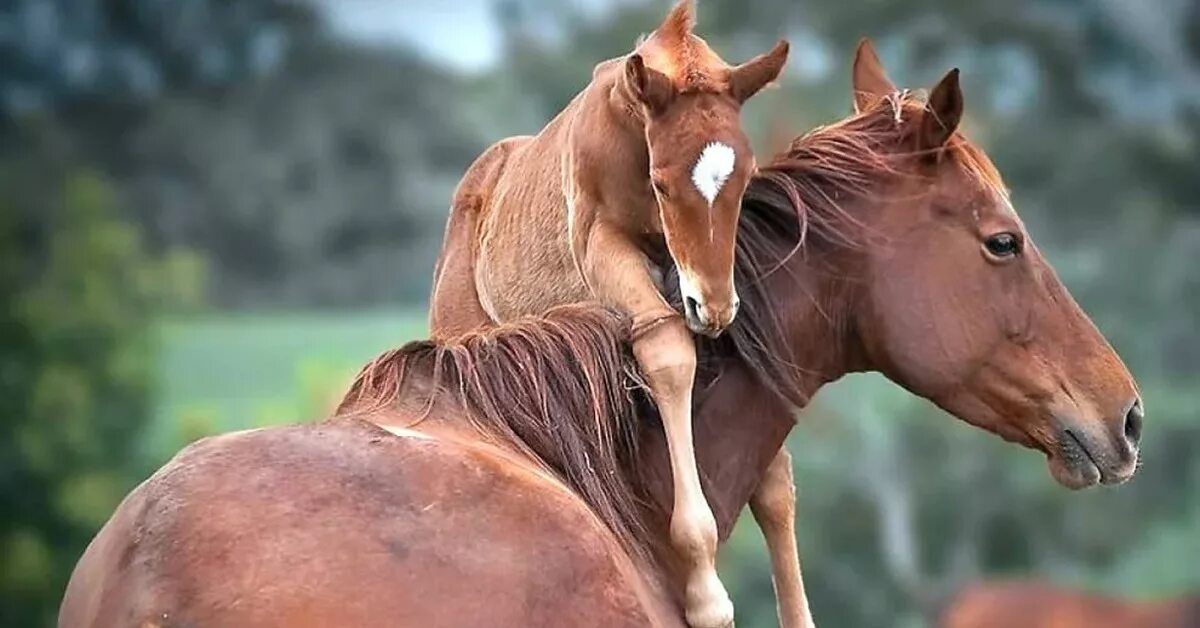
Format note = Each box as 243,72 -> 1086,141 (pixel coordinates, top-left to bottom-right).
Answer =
376,424 -> 436,441
691,142 -> 736,206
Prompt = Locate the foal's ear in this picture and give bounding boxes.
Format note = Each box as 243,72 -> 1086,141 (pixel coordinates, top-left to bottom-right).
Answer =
625,54 -> 675,114
730,40 -> 790,103
852,38 -> 896,112
918,69 -> 963,152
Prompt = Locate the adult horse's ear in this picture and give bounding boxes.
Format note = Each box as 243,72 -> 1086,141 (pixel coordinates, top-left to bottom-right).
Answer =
730,40 -> 790,103
918,68 -> 963,152
852,38 -> 896,112
626,54 -> 675,114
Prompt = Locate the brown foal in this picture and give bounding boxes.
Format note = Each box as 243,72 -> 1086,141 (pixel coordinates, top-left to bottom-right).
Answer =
427,1 -> 787,625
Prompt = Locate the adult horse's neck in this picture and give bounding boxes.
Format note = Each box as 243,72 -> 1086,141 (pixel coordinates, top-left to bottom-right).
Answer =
638,228 -> 866,538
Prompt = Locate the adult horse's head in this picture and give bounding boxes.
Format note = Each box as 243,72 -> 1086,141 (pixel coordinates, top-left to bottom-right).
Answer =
843,41 -> 1142,488
625,0 -> 788,336
750,40 -> 1142,490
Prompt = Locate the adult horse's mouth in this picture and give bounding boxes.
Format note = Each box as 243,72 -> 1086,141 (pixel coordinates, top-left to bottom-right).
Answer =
1047,428 -> 1104,489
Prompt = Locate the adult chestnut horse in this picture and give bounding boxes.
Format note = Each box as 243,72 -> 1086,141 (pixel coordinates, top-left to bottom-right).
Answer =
427,1 -> 788,624
61,43 -> 1142,628
940,582 -> 1200,627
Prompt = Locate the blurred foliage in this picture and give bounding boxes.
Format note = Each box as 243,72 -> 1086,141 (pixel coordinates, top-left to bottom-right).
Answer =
149,310 -> 425,452
0,124 -> 202,624
1,0 -> 1198,626
0,0 -> 314,114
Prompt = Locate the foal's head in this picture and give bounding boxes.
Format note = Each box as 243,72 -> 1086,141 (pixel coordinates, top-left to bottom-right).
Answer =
624,0 -> 788,336
833,41 -> 1141,489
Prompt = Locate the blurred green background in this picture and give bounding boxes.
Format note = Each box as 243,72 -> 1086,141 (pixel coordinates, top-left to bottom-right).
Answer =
1,1 -> 1197,626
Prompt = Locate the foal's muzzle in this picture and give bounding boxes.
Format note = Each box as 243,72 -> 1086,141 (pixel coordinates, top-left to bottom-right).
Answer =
684,295 -> 740,338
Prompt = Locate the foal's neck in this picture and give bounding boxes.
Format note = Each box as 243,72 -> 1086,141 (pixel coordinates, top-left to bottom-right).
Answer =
558,58 -> 659,233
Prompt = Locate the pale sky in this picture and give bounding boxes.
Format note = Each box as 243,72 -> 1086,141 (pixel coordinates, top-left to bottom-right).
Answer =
313,0 -> 616,71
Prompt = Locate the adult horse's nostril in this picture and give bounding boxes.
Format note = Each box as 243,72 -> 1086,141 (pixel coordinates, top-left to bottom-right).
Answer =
1122,397 -> 1144,448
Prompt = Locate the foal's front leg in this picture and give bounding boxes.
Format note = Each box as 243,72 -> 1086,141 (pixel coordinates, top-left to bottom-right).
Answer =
749,447 -> 815,628
634,319 -> 731,628
580,222 -> 732,628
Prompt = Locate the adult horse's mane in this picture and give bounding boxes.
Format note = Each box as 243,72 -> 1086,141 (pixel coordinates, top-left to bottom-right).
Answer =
676,89 -> 1008,409
335,89 -> 1008,572
337,305 -> 654,564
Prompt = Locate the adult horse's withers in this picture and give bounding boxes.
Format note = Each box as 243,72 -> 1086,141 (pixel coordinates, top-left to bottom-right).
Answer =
62,42 -> 1144,628
428,1 -> 788,625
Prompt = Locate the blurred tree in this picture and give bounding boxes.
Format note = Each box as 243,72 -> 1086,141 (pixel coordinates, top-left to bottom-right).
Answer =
0,123 -> 201,626
121,40 -> 486,307
2,0 -> 490,308
0,0 -> 314,117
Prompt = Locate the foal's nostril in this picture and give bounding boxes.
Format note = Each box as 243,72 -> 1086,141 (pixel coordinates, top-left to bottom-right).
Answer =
1123,398 -> 1144,448
684,296 -> 702,323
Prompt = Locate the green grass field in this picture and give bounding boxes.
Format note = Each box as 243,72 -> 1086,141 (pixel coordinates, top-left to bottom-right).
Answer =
148,309 -> 427,457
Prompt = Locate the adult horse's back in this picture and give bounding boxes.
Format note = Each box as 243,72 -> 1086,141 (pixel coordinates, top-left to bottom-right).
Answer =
60,309 -> 682,628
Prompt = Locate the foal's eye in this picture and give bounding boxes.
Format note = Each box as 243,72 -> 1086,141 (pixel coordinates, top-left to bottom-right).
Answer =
984,232 -> 1022,258
651,179 -> 670,199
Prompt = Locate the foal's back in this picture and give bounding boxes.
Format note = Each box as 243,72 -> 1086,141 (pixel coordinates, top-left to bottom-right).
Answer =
60,420 -> 673,628
464,59 -> 629,323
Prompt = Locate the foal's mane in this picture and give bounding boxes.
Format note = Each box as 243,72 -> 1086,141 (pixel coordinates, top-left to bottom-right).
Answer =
335,89 -> 1008,567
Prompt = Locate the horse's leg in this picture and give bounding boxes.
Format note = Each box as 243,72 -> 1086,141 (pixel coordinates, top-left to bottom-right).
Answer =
749,447 -> 815,628
580,223 -> 731,628
429,139 -> 528,339
634,319 -> 732,628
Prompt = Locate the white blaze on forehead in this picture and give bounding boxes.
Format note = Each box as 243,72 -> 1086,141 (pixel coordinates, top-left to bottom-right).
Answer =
691,142 -> 736,206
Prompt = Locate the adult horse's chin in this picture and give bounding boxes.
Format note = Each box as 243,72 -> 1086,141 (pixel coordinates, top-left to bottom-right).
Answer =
1046,422 -> 1138,490
927,390 -> 1138,491
1046,448 -> 1102,490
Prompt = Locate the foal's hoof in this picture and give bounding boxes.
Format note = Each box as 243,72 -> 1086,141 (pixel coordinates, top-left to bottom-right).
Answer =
685,600 -> 734,628
685,572 -> 734,628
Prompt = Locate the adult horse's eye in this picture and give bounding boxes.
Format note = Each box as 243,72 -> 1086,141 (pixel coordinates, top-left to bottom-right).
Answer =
984,232 -> 1021,258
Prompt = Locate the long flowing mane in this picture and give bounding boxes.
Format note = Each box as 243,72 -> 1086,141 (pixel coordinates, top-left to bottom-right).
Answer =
336,305 -> 654,565
335,89 -> 1008,568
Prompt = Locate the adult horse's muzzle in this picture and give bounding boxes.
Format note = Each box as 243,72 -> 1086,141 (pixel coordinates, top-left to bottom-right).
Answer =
1047,398 -> 1143,489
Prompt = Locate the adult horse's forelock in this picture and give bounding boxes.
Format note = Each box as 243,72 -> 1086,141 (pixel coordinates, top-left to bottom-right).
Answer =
336,305 -> 657,567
